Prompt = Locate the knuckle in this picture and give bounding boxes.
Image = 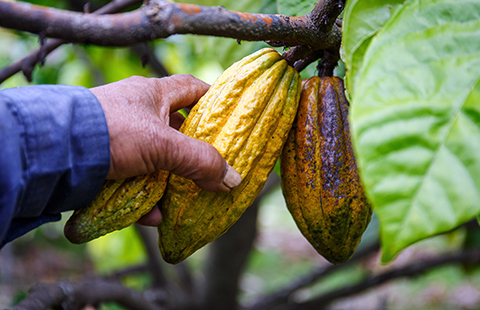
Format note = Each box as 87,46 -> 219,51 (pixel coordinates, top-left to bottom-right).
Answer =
126,75 -> 148,83
178,73 -> 196,81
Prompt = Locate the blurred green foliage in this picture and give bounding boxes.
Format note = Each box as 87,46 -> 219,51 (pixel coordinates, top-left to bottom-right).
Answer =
99,303 -> 129,310
277,0 -> 316,17
86,226 -> 147,274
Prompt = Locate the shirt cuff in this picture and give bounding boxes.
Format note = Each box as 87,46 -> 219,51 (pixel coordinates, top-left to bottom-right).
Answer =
0,85 -> 110,245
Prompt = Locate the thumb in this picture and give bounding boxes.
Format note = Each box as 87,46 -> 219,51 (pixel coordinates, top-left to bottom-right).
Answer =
158,126 -> 242,193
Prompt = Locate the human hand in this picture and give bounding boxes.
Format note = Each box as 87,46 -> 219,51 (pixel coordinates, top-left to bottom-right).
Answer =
90,75 -> 242,225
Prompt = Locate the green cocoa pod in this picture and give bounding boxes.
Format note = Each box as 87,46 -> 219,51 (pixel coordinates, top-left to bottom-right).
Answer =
64,170 -> 168,243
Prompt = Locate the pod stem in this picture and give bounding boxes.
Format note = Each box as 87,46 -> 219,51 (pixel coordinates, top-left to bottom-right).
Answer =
317,49 -> 340,78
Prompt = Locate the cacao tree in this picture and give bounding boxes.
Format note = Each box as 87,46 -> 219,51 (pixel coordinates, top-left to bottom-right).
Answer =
1,0 -> 480,309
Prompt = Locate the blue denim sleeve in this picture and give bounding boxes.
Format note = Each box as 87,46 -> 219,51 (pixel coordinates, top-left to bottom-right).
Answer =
0,85 -> 110,247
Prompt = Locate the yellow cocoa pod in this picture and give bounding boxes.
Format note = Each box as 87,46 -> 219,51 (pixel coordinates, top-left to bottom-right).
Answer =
280,76 -> 372,264
158,48 -> 301,264
64,170 -> 168,244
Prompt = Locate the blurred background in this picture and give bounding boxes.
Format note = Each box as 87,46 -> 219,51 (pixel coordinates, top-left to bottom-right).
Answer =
1,0 -> 480,309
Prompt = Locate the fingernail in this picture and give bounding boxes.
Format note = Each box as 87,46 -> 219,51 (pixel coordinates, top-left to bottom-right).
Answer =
223,164 -> 242,190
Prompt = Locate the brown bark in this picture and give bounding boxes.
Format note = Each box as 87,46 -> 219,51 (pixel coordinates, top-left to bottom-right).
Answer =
0,0 -> 341,49
281,0 -> 344,69
0,0 -> 345,84
309,0 -> 345,33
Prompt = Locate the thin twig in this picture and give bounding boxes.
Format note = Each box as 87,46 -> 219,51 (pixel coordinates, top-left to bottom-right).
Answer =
107,263 -> 149,279
0,0 -> 142,84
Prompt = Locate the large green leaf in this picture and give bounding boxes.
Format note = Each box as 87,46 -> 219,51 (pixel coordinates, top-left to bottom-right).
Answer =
341,0 -> 406,99
350,0 -> 480,262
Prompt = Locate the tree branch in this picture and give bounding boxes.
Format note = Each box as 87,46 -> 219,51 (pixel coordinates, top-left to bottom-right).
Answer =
280,0 -> 344,70
11,277 -> 162,310
282,45 -> 314,66
134,225 -> 194,309
131,43 -> 169,77
309,0 -> 344,33
200,173 -> 280,310
0,0 -> 341,50
135,225 -> 169,288
107,263 -> 149,279
290,249 -> 480,310
0,0 -> 344,82
293,49 -> 324,72
248,241 -> 380,310
0,0 -> 142,84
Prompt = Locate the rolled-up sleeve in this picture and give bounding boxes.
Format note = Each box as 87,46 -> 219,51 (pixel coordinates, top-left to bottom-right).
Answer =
0,85 -> 110,247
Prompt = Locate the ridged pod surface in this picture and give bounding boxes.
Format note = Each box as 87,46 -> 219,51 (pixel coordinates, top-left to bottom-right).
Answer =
280,76 -> 372,264
64,170 -> 168,243
158,48 -> 301,264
